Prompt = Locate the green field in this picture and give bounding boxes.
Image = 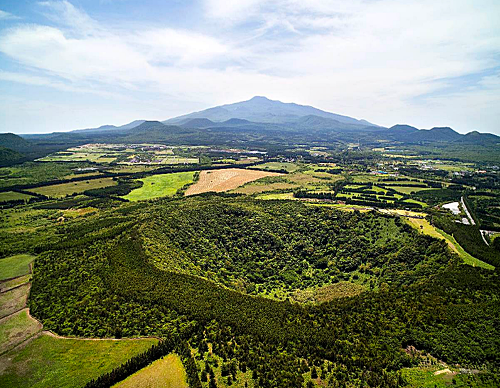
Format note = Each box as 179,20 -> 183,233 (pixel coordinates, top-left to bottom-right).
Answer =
252,162 -> 300,173
0,284 -> 29,319
0,255 -> 35,281
0,335 -> 158,388
0,192 -> 34,203
0,309 -> 42,354
123,172 -> 196,201
29,178 -> 117,198
113,353 -> 188,388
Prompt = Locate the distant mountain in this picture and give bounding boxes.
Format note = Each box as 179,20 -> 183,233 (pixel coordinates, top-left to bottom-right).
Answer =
383,125 -> 499,144
71,120 -> 145,134
166,96 -> 376,127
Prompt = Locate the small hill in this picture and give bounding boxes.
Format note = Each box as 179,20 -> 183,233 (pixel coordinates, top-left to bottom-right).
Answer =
180,118 -> 216,128
0,133 -> 34,153
0,146 -> 25,167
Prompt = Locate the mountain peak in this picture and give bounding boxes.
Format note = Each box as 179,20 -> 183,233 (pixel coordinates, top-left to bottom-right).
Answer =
167,97 -> 376,127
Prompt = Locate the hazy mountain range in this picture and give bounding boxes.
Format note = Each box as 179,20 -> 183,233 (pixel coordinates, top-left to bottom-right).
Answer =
1,96 -> 499,166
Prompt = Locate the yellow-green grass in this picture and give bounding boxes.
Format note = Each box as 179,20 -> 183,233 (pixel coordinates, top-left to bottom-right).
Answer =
160,157 -> 199,165
256,192 -> 294,200
0,284 -> 29,318
435,228 -> 494,270
39,152 -> 118,163
123,172 -> 195,201
0,335 -> 158,388
113,353 -> 188,388
0,275 -> 31,293
0,192 -> 34,203
403,198 -> 428,207
28,178 -> 117,198
314,282 -> 365,303
0,309 -> 42,354
400,366 -> 483,387
390,186 -> 432,195
233,182 -> 298,195
405,218 -> 493,270
0,254 -> 34,280
251,162 -> 300,173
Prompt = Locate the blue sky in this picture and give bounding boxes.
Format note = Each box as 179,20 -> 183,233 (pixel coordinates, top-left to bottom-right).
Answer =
0,0 -> 499,134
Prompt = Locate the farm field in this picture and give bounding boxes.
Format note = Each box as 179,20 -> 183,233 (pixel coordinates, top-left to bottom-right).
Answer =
185,168 -> 282,195
113,353 -> 188,388
0,284 -> 30,319
0,309 -> 42,354
252,161 -> 300,172
123,171 -> 196,201
28,177 -> 117,198
0,254 -> 34,280
0,334 -> 158,388
0,191 -> 34,203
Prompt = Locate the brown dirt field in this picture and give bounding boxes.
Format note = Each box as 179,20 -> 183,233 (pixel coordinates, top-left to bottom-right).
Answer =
185,168 -> 282,195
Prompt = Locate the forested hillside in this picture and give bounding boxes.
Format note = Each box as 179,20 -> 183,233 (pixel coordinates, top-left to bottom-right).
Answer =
13,196 -> 499,387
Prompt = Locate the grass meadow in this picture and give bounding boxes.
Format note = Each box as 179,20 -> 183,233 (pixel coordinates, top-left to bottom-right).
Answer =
123,172 -> 196,201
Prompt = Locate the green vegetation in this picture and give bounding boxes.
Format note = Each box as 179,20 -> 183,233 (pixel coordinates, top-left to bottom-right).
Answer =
0,334 -> 157,388
29,178 -> 117,198
0,309 -> 42,354
0,254 -> 34,280
0,191 -> 34,203
113,354 -> 188,388
123,172 -> 196,201
1,143 -> 500,387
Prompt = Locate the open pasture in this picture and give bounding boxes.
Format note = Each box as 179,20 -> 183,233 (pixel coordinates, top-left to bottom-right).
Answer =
113,353 -> 188,388
0,334 -> 158,388
0,284 -> 30,319
0,255 -> 34,281
0,309 -> 42,355
0,192 -> 34,203
123,172 -> 196,201
28,178 -> 117,198
185,168 -> 282,195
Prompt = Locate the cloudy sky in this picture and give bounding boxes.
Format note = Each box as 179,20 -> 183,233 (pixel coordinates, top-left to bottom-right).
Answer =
0,0 -> 499,134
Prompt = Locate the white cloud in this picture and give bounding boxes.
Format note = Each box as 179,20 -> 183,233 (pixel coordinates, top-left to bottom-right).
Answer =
0,10 -> 20,20
0,0 -> 499,133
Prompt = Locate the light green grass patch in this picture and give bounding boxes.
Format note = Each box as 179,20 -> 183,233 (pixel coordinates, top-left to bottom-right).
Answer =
123,172 -> 196,201
435,228 -> 494,270
113,353 -> 188,388
29,178 -> 117,198
256,192 -> 294,200
0,255 -> 34,281
252,162 -> 300,173
0,334 -> 158,388
0,275 -> 31,293
0,309 -> 42,354
0,192 -> 34,203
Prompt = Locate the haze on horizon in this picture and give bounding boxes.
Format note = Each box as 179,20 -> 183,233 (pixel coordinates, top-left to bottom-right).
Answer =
0,0 -> 499,135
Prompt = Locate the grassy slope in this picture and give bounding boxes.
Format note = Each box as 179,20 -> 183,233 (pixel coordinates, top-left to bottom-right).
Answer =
405,218 -> 493,270
29,178 -> 117,198
123,172 -> 195,201
0,192 -> 34,203
113,353 -> 188,388
0,335 -> 158,388
0,255 -> 34,280
0,309 -> 42,354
